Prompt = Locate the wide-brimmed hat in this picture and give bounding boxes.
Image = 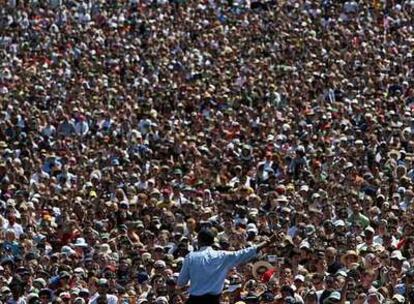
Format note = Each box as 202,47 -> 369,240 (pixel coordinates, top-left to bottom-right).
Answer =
252,261 -> 273,280
73,238 -> 88,248
341,250 -> 359,264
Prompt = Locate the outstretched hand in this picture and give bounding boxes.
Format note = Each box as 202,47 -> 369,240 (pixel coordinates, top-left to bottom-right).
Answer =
257,233 -> 279,252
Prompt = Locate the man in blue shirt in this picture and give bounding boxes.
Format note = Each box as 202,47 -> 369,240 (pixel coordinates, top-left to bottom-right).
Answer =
177,229 -> 276,304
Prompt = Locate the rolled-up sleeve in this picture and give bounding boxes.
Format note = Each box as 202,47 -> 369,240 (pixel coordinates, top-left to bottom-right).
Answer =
177,255 -> 190,287
224,246 -> 258,268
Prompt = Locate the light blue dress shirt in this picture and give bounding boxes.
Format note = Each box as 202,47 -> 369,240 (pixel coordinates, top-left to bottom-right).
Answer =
177,245 -> 258,296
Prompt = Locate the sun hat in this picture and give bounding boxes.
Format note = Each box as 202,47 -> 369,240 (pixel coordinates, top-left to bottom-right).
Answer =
73,238 -> 88,248
340,250 -> 359,264
252,261 -> 273,280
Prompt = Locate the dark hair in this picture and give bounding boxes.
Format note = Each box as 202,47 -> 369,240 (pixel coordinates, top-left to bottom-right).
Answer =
96,296 -> 108,304
197,229 -> 215,247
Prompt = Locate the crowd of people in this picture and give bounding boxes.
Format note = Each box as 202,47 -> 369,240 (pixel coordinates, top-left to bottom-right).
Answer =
1,0 -> 414,303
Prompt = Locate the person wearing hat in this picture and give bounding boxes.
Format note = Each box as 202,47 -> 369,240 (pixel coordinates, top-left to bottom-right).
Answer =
39,289 -> 53,304
322,291 -> 342,304
325,247 -> 343,275
89,279 -> 118,304
340,250 -> 359,269
177,228 -> 277,303
357,226 -> 376,253
251,261 -> 273,281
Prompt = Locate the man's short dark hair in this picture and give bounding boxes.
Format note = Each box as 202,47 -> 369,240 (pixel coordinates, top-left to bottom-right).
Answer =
198,229 -> 215,246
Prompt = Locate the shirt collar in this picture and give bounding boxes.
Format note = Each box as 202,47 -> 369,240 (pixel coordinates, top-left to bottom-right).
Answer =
199,246 -> 212,251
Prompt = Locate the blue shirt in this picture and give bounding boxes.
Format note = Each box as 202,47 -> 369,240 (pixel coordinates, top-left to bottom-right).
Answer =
177,245 -> 258,296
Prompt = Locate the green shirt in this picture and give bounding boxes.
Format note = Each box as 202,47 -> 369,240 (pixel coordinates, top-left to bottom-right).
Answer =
348,213 -> 370,228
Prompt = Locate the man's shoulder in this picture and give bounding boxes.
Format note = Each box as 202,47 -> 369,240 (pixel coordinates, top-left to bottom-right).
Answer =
189,247 -> 226,258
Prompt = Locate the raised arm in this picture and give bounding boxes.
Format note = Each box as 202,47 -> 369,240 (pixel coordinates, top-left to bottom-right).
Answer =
225,234 -> 278,268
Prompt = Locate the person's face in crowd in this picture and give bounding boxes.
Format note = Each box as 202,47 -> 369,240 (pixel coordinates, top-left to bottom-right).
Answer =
39,294 -> 50,304
156,283 -> 168,297
403,224 -> 413,236
21,272 -> 31,284
335,235 -> 347,249
323,205 -> 333,218
367,293 -> 381,304
390,257 -> 403,270
367,255 -> 381,270
97,283 -> 108,296
294,277 -> 304,289
186,219 -> 196,232
377,222 -> 387,235
346,235 -> 357,249
153,248 -> 164,260
279,268 -> 293,286
7,213 -> 16,225
170,294 -> 184,304
97,296 -> 108,304
312,275 -> 324,290
325,248 -> 336,264
267,278 -> 279,293
351,202 -> 361,214
361,271 -> 375,288
119,260 -> 129,272
5,230 -> 16,242
364,231 -> 374,242
337,208 -> 348,220
304,291 -> 317,304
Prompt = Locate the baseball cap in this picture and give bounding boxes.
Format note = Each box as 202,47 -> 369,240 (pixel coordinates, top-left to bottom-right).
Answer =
155,296 -> 168,304
294,275 -> 305,282
323,291 -> 341,303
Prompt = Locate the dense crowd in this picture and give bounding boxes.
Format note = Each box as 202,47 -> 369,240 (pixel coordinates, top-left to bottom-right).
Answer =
0,0 -> 414,303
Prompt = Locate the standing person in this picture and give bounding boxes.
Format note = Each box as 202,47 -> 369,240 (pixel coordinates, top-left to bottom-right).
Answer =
89,279 -> 118,304
177,229 -> 277,304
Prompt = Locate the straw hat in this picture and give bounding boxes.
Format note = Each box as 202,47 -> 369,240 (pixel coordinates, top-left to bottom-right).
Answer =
341,250 -> 359,264
252,261 -> 273,280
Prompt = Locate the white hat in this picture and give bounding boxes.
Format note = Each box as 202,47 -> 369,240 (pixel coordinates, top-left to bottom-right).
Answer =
334,219 -> 346,227
391,250 -> 406,261
27,293 -> 39,301
1,286 -> 11,293
99,243 -> 112,254
392,294 -> 405,303
247,223 -> 258,234
154,260 -> 166,268
276,195 -> 288,202
74,298 -> 86,304
294,275 -> 305,282
142,252 -> 152,261
33,278 -> 47,288
74,238 -> 88,248
155,296 -> 169,304
364,226 -> 375,234
74,267 -> 86,275
61,245 -> 76,256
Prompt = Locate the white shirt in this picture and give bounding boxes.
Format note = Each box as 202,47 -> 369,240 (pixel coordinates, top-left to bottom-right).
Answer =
3,222 -> 24,238
178,246 -> 258,296
89,294 -> 118,304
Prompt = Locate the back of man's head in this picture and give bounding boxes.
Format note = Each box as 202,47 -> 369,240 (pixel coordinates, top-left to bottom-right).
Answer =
198,229 -> 215,247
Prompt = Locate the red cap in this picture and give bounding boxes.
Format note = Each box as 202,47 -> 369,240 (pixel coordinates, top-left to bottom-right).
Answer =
262,268 -> 277,283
